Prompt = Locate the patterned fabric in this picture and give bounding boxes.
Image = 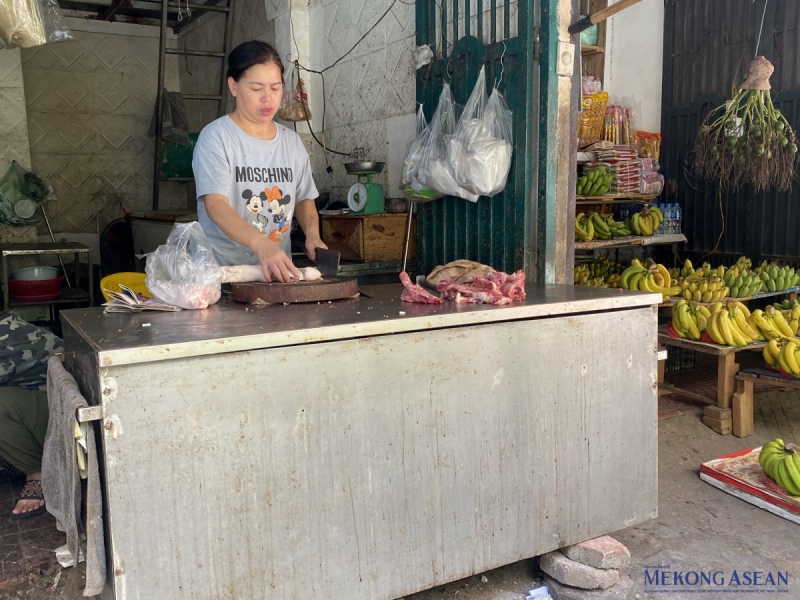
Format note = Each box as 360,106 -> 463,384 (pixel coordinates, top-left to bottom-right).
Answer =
0,311 -> 63,390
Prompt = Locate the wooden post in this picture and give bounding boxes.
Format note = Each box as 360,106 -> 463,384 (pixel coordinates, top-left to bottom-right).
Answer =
732,375 -> 756,438
716,353 -> 739,408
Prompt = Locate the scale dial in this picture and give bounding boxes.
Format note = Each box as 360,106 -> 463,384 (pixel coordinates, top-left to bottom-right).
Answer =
347,182 -> 368,212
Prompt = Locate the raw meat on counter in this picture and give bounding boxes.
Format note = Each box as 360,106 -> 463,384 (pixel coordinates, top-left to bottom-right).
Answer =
220,265 -> 322,283
438,270 -> 526,305
400,271 -> 443,304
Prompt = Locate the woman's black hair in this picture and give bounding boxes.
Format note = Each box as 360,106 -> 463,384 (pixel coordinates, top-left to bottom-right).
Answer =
227,41 -> 285,82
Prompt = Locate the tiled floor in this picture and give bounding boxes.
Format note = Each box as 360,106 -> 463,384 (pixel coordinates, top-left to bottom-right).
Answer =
0,472 -> 63,591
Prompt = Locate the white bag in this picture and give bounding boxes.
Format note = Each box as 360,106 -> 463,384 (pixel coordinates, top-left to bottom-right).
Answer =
407,83 -> 479,202
448,66 -> 513,197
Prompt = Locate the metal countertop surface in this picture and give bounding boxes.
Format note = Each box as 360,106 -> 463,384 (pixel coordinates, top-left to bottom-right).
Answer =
61,283 -> 660,367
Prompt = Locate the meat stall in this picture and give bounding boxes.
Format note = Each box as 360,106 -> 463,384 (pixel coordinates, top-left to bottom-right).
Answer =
60,283 -> 660,600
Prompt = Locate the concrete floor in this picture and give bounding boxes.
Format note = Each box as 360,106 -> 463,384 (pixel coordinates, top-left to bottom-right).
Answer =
2,365 -> 799,599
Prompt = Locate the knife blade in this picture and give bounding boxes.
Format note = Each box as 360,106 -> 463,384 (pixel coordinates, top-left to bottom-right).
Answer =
314,248 -> 340,277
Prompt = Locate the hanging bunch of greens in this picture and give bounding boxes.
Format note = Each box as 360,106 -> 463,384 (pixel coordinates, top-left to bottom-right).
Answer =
694,57 -> 798,192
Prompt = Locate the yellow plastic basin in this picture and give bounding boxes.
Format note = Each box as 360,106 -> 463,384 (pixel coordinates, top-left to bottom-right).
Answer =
100,272 -> 151,302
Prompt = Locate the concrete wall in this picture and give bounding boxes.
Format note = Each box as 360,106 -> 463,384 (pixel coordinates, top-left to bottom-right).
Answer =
265,0 -> 417,202
178,0 -> 273,132
603,0 -> 664,133
20,19 -> 185,237
0,49 -> 37,246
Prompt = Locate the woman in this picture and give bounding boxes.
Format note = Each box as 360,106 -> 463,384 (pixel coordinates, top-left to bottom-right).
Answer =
193,41 -> 327,282
0,310 -> 61,518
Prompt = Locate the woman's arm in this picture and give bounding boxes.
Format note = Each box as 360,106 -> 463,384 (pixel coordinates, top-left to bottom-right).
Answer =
202,194 -> 299,282
294,199 -> 327,261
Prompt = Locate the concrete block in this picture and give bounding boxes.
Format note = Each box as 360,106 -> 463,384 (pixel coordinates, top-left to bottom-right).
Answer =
545,574 -> 635,600
539,551 -> 620,590
563,535 -> 631,570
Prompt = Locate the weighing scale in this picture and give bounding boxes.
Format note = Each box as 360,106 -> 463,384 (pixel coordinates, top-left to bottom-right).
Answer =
345,162 -> 385,215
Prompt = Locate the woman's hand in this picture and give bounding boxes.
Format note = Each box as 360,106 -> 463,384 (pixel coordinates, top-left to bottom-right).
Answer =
253,237 -> 299,283
304,235 -> 327,261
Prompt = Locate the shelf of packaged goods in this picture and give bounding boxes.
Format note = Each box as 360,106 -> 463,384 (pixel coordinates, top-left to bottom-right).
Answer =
574,233 -> 686,251
576,193 -> 660,204
659,287 -> 800,308
581,45 -> 604,56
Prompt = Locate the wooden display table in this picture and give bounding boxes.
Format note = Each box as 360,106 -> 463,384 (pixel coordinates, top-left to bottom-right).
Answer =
732,368 -> 800,438
658,328 -> 765,411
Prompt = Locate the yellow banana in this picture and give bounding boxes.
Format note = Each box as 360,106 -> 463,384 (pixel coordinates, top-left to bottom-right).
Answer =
727,316 -> 750,346
696,305 -> 712,320
767,339 -> 783,361
695,311 -> 708,333
655,264 -> 672,287
784,341 -> 800,375
736,302 -> 751,318
710,302 -> 724,314
770,308 -> 795,338
718,309 -> 735,345
706,311 -> 725,345
732,308 -> 760,340
763,344 -> 777,367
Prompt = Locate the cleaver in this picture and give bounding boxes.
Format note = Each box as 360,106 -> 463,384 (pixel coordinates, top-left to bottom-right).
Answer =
314,247 -> 341,277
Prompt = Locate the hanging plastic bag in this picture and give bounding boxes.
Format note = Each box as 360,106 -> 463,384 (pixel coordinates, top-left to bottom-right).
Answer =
401,105 -> 440,201
0,0 -> 73,49
0,161 -> 55,226
278,66 -> 312,122
404,83 -> 479,202
448,66 -> 513,197
144,222 -> 223,310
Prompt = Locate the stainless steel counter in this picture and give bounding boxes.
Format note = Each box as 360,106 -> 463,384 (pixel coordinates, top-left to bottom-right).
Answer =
61,283 -> 660,600
61,283 -> 659,367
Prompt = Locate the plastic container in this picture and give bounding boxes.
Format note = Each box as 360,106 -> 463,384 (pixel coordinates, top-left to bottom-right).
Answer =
100,272 -> 151,302
674,203 -> 682,234
8,276 -> 64,301
10,265 -> 60,280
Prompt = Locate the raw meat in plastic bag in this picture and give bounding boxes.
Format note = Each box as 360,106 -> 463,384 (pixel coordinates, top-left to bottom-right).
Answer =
145,222 -> 223,310
448,66 -> 513,197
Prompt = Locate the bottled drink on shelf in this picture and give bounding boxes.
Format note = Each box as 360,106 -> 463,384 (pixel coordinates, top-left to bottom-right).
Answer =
674,203 -> 682,235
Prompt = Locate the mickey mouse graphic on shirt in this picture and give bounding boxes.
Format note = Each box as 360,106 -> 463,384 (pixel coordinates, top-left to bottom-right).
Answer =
242,189 -> 269,232
263,186 -> 292,243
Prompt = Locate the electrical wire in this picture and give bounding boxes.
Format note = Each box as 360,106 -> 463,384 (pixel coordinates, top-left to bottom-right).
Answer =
754,0 -> 769,59
701,182 -> 726,261
288,0 -> 417,158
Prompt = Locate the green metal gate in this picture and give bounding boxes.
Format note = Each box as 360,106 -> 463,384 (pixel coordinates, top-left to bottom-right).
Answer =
414,0 -> 538,276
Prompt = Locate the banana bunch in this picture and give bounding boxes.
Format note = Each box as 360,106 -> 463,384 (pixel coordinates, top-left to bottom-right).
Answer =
704,302 -> 760,347
671,299 -> 711,340
754,262 -> 800,293
679,259 -> 716,279
575,213 -> 594,241
628,206 -> 664,237
589,212 -> 632,239
576,165 -> 612,196
748,306 -> 796,341
775,298 -> 800,311
677,274 -> 730,303
725,270 -> 765,298
762,337 -> 800,374
574,257 -> 624,288
621,259 -> 681,300
758,438 -> 800,496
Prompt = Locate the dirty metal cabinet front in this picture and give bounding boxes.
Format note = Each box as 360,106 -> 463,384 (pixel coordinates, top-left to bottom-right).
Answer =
62,285 -> 659,600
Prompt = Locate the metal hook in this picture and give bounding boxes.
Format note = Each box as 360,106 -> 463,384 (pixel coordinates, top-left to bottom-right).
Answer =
444,52 -> 453,84
496,41 -> 506,88
185,0 -> 191,19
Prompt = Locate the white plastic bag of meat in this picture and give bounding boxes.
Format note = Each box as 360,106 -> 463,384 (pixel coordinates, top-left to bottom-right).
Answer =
145,221 -> 222,309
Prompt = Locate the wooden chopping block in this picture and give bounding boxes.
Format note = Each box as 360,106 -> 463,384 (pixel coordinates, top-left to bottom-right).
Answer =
231,277 -> 359,304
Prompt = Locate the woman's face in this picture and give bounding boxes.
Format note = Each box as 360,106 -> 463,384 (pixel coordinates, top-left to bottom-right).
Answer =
229,62 -> 284,124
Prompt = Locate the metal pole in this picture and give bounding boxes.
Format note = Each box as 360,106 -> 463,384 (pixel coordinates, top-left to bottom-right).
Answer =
402,201 -> 415,273
40,205 -> 71,288
152,0 -> 169,210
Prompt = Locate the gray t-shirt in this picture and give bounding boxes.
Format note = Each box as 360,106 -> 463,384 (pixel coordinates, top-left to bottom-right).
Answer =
193,115 -> 319,265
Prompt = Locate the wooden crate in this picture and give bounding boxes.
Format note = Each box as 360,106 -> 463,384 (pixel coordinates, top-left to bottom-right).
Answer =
321,213 -> 416,262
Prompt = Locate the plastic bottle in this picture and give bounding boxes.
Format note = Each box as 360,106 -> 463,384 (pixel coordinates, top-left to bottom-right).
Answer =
674,203 -> 682,235
666,204 -> 676,234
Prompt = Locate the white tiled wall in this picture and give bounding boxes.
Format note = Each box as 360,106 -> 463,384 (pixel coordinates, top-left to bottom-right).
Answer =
20,23 -> 186,235
301,0 -> 418,202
